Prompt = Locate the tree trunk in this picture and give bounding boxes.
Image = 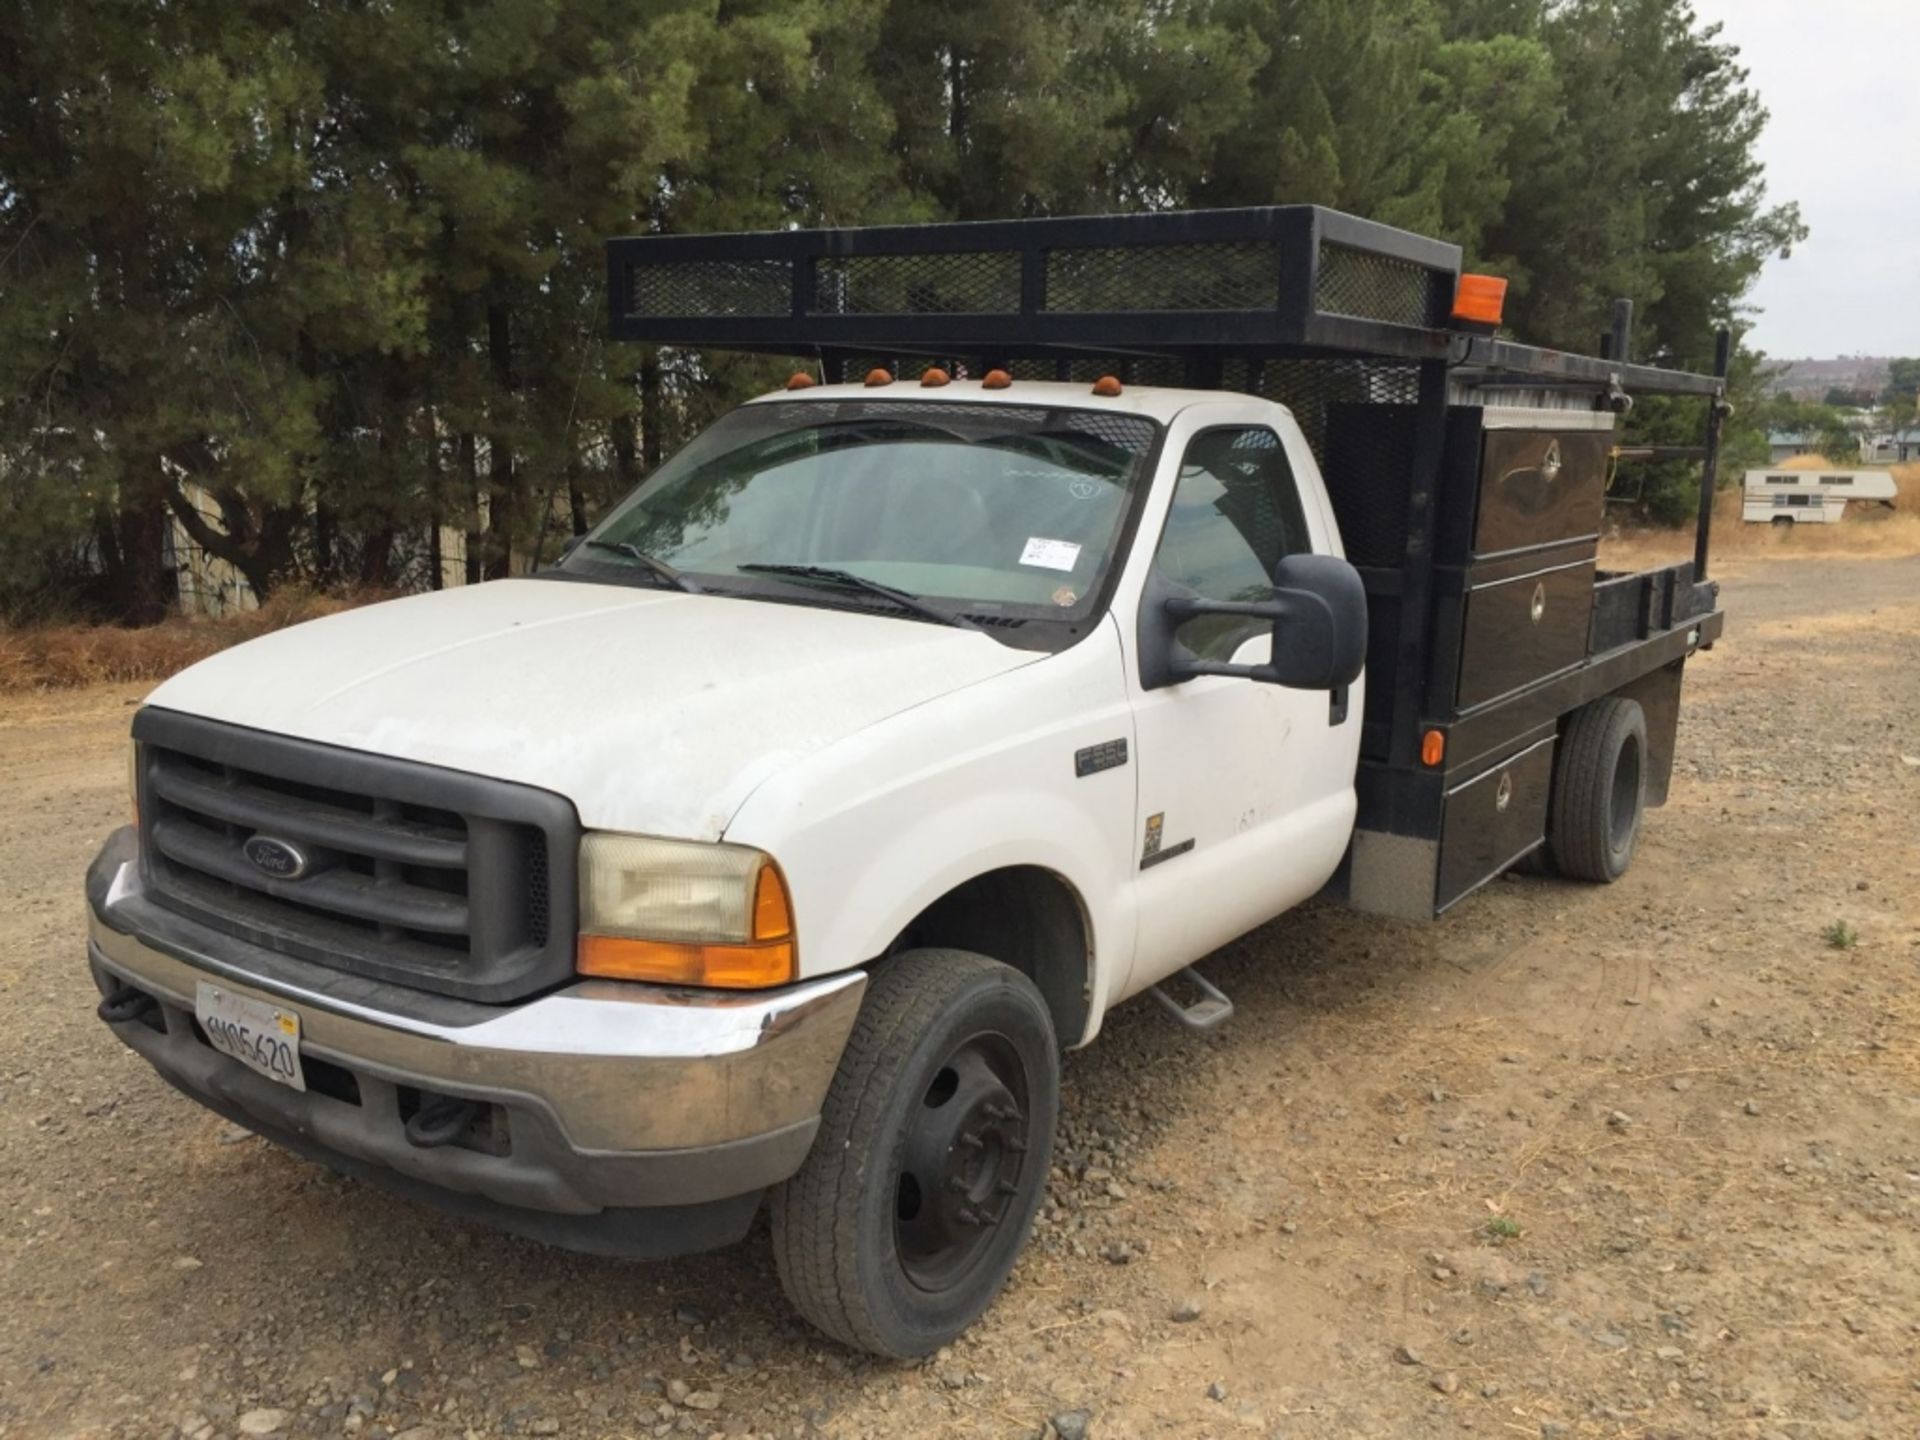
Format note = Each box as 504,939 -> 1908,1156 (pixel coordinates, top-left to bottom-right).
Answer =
461,430 -> 482,586
96,490 -> 172,625
639,352 -> 663,473
485,300 -> 515,579
426,404 -> 444,590
612,407 -> 638,492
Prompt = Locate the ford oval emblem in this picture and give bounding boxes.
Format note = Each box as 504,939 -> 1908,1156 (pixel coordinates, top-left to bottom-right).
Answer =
243,835 -> 310,881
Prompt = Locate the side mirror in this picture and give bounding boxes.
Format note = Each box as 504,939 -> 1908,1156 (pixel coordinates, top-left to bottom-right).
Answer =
1138,553 -> 1368,693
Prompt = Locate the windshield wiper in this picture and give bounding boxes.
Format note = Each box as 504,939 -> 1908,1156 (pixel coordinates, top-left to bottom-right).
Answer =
736,564 -> 978,630
578,539 -> 703,593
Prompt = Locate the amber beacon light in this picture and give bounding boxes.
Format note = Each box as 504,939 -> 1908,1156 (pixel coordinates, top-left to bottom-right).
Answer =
1451,273 -> 1508,331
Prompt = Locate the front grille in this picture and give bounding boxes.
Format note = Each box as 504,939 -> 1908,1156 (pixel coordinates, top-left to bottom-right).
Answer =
133,709 -> 579,1004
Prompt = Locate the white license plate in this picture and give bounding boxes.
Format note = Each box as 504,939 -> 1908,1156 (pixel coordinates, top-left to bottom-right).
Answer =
195,982 -> 306,1092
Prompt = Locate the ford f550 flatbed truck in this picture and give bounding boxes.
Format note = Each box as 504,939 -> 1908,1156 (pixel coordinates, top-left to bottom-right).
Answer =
86,206 -> 1729,1357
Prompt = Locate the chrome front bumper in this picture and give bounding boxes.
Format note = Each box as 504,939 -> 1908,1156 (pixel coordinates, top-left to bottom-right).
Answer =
86,828 -> 864,1251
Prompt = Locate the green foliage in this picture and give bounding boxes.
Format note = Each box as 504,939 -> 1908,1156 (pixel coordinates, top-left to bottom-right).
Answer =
1485,1215 -> 1523,1240
1822,920 -> 1858,951
1884,359 -> 1920,405
0,0 -> 1805,618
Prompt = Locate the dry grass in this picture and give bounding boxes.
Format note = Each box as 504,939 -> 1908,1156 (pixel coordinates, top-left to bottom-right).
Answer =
1603,461 -> 1920,572
0,587 -> 382,695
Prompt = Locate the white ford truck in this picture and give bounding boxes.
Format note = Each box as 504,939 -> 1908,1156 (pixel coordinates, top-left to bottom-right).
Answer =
86,206 -> 1728,1356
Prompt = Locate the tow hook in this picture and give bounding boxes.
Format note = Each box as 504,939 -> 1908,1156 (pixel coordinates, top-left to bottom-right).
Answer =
96,983 -> 158,1025
405,1094 -> 483,1149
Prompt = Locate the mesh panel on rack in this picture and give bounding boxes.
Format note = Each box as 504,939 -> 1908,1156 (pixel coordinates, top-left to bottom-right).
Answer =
1045,241 -> 1280,312
628,259 -> 792,317
1059,412 -> 1157,454
814,252 -> 1021,314
1255,362 -> 1421,570
1314,244 -> 1443,329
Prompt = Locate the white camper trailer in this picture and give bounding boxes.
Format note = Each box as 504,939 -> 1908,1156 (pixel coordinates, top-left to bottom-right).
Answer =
1743,469 -> 1898,525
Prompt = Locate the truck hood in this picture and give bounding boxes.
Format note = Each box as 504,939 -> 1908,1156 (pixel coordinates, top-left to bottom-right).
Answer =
145,578 -> 1039,838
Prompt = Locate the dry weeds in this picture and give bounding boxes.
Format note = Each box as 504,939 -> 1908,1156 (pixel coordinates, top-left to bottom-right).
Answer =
0,587 -> 380,694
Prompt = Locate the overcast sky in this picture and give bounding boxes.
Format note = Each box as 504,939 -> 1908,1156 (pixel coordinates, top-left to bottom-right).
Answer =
1686,1 -> 1920,358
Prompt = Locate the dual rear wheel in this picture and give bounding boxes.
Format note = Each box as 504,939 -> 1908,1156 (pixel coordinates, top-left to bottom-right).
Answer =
1546,695 -> 1648,883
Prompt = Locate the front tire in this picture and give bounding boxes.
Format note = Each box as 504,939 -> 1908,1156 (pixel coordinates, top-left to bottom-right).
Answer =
771,949 -> 1059,1357
1548,696 -> 1647,883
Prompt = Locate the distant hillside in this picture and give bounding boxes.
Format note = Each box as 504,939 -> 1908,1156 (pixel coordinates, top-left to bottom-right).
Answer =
1764,356 -> 1891,401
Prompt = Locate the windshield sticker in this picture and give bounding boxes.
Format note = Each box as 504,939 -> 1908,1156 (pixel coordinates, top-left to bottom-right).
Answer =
1052,585 -> 1078,608
1020,537 -> 1082,572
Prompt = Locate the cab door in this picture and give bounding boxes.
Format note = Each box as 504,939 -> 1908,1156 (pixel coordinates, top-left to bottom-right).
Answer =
1120,409 -> 1363,996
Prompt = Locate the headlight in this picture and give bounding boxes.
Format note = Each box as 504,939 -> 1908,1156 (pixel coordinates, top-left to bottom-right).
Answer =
576,833 -> 796,989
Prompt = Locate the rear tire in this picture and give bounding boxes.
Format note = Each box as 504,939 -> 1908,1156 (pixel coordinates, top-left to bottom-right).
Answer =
771,949 -> 1058,1357
1548,696 -> 1647,883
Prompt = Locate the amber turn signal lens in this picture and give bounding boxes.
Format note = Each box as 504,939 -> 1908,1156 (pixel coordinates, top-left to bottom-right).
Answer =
785,372 -> 816,390
578,934 -> 796,989
1421,728 -> 1446,767
1091,375 -> 1124,397
753,863 -> 793,941
982,369 -> 1012,390
1452,273 -> 1508,329
865,368 -> 894,387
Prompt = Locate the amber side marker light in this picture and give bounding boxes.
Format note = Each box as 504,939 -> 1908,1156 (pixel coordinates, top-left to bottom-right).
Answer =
785,372 -> 816,390
864,367 -> 894,387
578,866 -> 797,990
1452,273 -> 1508,331
1091,375 -> 1124,397
982,369 -> 1013,390
920,367 -> 951,388
1421,729 -> 1447,768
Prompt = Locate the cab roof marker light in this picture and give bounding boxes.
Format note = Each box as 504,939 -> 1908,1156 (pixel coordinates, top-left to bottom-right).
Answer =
865,368 -> 894,387
981,369 -> 1013,390
1091,375 -> 1124,397
785,372 -> 816,390
920,367 -> 951,388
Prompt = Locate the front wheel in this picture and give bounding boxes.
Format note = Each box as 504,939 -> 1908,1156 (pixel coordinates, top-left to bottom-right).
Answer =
771,949 -> 1059,1357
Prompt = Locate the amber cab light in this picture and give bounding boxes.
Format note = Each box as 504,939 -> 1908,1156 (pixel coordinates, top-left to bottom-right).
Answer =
982,369 -> 1013,390
920,367 -> 951,388
1091,375 -> 1124,397
864,368 -> 894,387
1452,273 -> 1508,330
785,372 -> 816,390
578,934 -> 796,989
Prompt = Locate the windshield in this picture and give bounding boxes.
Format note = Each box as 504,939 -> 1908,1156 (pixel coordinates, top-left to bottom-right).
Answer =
557,399 -> 1161,625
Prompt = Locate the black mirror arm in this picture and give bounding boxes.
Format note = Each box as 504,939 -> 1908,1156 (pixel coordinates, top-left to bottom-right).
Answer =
1159,595 -> 1289,683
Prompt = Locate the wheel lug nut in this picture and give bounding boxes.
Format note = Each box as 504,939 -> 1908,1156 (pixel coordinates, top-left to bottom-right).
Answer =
959,1130 -> 984,1151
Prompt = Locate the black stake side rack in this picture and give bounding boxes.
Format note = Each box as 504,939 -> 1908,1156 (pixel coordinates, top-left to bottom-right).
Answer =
606,205 -> 1725,400
606,206 -> 1733,921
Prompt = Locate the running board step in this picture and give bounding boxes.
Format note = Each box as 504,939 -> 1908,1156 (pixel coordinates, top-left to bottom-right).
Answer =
1148,967 -> 1234,1031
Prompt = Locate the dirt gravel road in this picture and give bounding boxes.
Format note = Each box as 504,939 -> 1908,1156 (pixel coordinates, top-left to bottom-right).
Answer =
3,554 -> 1918,1440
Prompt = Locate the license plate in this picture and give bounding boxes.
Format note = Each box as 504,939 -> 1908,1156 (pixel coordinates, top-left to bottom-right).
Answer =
195,982 -> 306,1092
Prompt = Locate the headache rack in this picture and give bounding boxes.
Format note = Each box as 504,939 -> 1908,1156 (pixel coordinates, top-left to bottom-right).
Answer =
607,205 -> 1730,920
